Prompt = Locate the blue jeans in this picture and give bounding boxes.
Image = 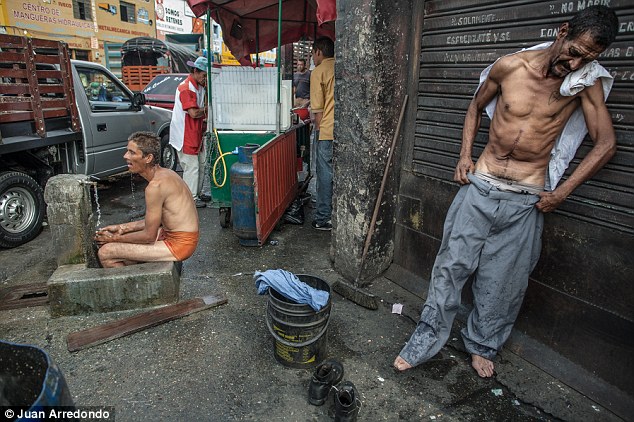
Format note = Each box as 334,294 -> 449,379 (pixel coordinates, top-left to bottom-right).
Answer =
314,131 -> 333,224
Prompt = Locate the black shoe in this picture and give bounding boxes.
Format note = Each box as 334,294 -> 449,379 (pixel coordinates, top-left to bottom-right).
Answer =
194,198 -> 206,208
308,359 -> 344,406
311,220 -> 332,231
334,381 -> 360,422
298,192 -> 312,206
199,193 -> 212,202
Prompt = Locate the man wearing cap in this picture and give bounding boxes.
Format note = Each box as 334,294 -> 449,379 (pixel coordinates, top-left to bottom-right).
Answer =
169,56 -> 209,208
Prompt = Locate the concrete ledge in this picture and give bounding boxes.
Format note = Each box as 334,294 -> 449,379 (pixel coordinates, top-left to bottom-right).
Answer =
48,262 -> 180,317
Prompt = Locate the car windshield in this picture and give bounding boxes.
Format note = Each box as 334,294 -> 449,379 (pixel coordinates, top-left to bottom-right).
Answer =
142,74 -> 187,95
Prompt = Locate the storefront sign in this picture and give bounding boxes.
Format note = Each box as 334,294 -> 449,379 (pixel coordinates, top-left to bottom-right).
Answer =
155,0 -> 193,34
7,0 -> 97,37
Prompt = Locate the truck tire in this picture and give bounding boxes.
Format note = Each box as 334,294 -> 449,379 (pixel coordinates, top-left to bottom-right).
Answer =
0,171 -> 45,248
160,133 -> 178,171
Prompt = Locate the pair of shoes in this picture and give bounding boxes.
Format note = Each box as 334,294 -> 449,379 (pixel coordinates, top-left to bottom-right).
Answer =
199,193 -> 212,202
308,360 -> 360,421
311,220 -> 332,231
194,198 -> 206,208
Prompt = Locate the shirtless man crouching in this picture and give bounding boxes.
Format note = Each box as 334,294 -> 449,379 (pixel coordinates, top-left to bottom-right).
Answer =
394,6 -> 618,377
95,131 -> 200,268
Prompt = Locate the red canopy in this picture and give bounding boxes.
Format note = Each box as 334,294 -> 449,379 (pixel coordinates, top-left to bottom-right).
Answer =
186,0 -> 336,65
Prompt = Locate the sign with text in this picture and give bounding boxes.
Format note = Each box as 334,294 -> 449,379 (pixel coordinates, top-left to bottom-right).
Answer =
5,0 -> 97,38
96,0 -> 156,43
155,0 -> 194,34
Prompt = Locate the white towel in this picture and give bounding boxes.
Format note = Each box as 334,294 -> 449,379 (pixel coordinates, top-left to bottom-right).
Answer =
476,42 -> 613,191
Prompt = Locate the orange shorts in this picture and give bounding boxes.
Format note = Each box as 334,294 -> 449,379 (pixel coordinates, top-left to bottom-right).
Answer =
158,230 -> 199,261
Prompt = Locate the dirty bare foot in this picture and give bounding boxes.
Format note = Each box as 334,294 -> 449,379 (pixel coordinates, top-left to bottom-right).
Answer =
393,355 -> 413,372
471,354 -> 495,378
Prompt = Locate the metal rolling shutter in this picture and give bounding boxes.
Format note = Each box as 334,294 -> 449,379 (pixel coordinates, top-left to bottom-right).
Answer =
414,0 -> 634,233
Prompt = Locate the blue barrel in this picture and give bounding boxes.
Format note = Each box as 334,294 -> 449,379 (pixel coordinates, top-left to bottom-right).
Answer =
230,145 -> 259,246
0,340 -> 74,419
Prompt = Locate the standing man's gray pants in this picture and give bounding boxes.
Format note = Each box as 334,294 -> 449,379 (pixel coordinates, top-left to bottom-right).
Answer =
399,174 -> 544,366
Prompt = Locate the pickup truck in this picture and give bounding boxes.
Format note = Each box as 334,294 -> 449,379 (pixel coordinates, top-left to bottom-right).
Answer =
0,34 -> 175,248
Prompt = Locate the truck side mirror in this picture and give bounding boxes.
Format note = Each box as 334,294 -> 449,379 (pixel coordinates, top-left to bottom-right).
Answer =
132,92 -> 146,108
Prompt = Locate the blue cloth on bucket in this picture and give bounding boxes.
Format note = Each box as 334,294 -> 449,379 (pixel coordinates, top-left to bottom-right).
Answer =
254,269 -> 329,311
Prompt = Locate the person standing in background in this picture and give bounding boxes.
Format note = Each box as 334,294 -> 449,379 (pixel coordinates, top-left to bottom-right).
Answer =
170,56 -> 209,209
293,58 -> 311,108
310,37 -> 335,231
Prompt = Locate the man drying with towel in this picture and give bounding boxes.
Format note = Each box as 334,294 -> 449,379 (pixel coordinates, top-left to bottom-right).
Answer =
95,132 -> 199,267
394,6 -> 619,377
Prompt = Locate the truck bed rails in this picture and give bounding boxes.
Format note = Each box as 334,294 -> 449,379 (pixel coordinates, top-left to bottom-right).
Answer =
0,34 -> 81,139
122,65 -> 169,92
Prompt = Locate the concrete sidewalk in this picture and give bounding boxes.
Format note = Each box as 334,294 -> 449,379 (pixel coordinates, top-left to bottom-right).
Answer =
0,175 -> 623,421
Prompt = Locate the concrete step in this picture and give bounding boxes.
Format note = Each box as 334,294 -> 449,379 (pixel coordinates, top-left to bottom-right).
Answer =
47,262 -> 180,317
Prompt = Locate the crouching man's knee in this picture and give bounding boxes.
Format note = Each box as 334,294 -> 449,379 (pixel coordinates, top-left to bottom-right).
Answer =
97,243 -> 121,268
97,243 -> 112,261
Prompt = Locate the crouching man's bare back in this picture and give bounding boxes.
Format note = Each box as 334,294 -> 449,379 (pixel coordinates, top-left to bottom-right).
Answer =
95,132 -> 199,268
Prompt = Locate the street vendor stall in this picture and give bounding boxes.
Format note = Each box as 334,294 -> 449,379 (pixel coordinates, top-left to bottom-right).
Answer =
188,0 -> 335,246
186,0 -> 335,65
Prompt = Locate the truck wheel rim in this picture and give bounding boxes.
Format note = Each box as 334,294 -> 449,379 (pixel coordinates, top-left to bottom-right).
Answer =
0,187 -> 36,234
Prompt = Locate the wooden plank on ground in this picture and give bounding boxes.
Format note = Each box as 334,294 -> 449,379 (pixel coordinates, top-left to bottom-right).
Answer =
0,282 -> 48,311
66,294 -> 227,352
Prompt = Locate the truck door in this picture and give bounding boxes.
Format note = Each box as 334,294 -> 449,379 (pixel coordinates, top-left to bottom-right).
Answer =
73,64 -> 154,176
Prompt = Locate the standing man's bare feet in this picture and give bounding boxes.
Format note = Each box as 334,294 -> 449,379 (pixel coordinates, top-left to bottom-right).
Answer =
471,354 -> 495,377
393,356 -> 413,372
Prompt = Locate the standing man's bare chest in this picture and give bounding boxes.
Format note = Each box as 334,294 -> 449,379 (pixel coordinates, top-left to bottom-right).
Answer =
497,67 -> 579,124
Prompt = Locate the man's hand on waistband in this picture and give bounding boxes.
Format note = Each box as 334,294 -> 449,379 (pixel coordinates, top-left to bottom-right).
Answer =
454,156 -> 475,185
536,190 -> 566,213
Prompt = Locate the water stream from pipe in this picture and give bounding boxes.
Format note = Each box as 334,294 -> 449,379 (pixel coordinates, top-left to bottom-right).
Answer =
130,173 -> 137,218
93,183 -> 102,229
